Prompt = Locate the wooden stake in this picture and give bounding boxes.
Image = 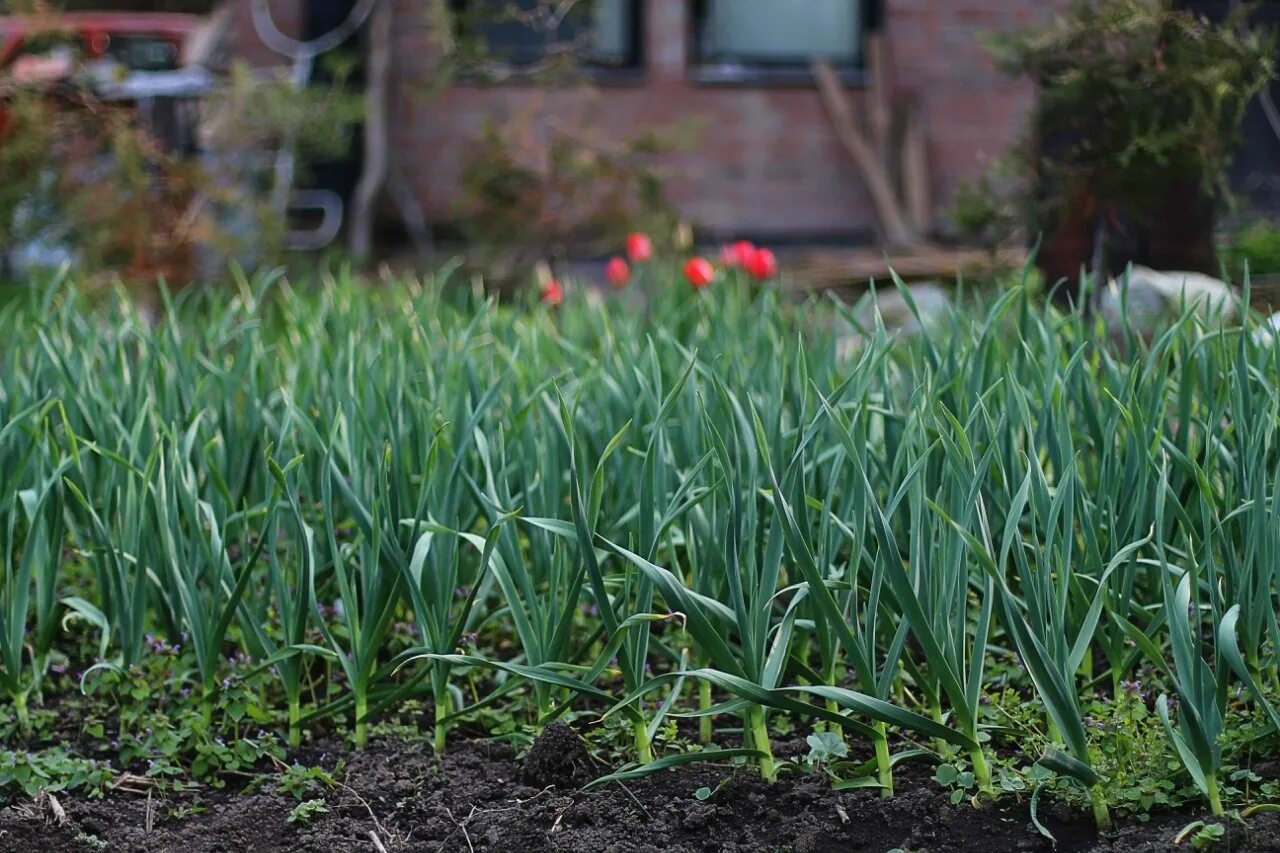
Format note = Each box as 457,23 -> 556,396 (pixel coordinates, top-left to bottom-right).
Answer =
902,96 -> 932,236
866,33 -> 893,174
812,58 -> 917,249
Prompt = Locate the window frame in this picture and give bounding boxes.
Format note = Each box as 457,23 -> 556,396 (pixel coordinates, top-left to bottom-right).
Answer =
688,0 -> 881,86
447,0 -> 645,82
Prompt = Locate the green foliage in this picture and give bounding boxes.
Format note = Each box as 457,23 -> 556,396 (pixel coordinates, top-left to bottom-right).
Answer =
3,261 -> 1280,832
71,652 -> 288,790
0,747 -> 112,801
0,50 -> 359,281
1084,687 -> 1187,817
287,798 -> 330,825
804,732 -> 849,768
0,93 -> 55,254
206,59 -> 363,168
991,0 -> 1274,209
439,1 -> 690,283
455,117 -> 685,286
1176,820 -> 1227,849
933,762 -> 978,805
275,763 -> 340,800
1224,221 -> 1280,280
948,176 -> 1017,250
973,0 -> 1275,259
0,88 -> 199,280
72,832 -> 108,851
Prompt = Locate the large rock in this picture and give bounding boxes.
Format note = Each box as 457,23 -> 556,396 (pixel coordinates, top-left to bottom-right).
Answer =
1252,311 -> 1280,346
836,282 -> 952,359
856,282 -> 953,334
1099,265 -> 1237,336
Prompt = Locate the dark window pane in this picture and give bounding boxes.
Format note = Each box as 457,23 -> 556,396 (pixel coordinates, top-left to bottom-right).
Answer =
458,0 -> 636,68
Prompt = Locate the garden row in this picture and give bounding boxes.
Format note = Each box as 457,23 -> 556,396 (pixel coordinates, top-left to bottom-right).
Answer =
2,263 -> 1279,833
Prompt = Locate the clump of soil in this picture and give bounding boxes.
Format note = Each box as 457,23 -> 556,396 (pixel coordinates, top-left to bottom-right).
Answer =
518,721 -> 593,788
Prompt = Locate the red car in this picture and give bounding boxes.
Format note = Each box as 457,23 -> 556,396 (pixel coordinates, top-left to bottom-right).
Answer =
0,12 -> 198,77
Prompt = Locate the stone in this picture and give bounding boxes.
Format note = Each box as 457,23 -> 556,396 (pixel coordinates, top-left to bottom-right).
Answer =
856,281 -> 953,335
836,281 -> 952,358
1098,265 -> 1237,336
1252,311 -> 1280,346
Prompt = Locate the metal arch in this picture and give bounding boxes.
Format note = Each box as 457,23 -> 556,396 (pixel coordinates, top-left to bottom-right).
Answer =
250,0 -> 378,60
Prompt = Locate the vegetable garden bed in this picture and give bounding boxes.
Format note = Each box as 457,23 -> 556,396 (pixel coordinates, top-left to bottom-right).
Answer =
6,728 -> 1280,852
3,262 -> 1280,851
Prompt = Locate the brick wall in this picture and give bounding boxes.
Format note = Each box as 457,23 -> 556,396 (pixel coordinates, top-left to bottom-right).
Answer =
226,0 -> 1063,241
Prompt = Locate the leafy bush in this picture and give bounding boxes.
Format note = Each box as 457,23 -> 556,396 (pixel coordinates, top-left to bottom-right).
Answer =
991,0 -> 1274,215
456,116 -> 683,285
1,40 -> 360,282
1224,221 -> 1280,280
440,0 -> 691,285
970,0 -> 1275,281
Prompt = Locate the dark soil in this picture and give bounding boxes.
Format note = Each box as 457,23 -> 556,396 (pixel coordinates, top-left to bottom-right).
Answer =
2,728 -> 1278,853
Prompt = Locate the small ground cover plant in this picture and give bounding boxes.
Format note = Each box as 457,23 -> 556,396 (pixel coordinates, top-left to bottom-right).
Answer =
2,251 -> 1280,838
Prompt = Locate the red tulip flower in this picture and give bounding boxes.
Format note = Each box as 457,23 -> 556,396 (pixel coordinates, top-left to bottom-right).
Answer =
724,240 -> 757,269
626,232 -> 653,263
684,257 -> 715,289
541,279 -> 564,307
606,256 -> 630,288
746,247 -> 778,280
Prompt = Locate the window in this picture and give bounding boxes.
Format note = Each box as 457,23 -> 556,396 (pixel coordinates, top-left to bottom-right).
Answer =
451,0 -> 641,70
693,0 -> 876,81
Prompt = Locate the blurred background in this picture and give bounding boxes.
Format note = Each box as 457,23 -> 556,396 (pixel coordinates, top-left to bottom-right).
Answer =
0,0 -> 1276,304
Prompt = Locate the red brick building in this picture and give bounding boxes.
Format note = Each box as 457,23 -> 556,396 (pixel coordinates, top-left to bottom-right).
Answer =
228,0 -> 1064,242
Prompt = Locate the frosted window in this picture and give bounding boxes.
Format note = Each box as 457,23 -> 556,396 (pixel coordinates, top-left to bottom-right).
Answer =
592,0 -> 629,61
703,0 -> 861,65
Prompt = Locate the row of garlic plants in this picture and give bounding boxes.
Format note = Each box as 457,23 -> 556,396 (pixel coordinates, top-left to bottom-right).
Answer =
2,267 -> 1279,827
